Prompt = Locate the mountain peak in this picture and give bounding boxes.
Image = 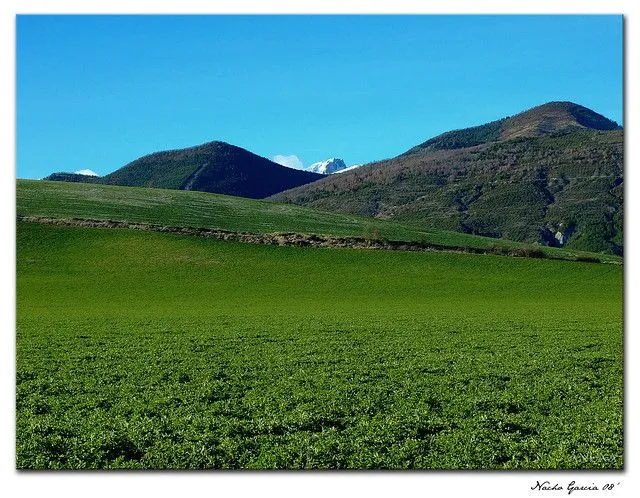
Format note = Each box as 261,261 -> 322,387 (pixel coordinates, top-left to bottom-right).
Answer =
43,140 -> 324,198
500,101 -> 621,140
307,158 -> 348,175
402,101 -> 621,156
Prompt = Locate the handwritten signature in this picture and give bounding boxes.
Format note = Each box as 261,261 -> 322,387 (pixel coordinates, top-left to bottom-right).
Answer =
531,481 -> 621,494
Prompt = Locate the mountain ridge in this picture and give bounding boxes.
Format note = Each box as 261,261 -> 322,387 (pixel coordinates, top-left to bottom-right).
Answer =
44,140 -> 324,199
41,101 -> 623,254
270,102 -> 623,254
401,101 -> 620,156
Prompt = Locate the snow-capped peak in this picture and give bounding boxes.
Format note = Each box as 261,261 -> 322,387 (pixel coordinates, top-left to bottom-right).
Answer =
306,158 -> 346,174
307,157 -> 363,175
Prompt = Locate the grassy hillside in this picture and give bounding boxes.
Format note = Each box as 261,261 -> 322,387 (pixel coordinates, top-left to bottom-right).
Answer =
17,221 -> 623,469
45,141 -> 323,199
271,128 -> 623,255
17,180 -> 620,262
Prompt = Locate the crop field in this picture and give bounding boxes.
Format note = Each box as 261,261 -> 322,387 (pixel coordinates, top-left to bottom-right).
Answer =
16,180 -> 619,262
16,220 -> 623,469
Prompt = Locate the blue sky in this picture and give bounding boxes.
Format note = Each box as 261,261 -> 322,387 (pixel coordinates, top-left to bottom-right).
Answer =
16,14 -> 623,179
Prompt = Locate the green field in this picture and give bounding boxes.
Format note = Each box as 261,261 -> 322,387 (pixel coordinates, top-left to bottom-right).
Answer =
16,219 -> 623,469
17,180 -> 620,262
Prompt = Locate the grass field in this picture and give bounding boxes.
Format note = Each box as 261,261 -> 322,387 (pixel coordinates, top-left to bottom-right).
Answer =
16,180 -> 620,262
16,220 -> 623,469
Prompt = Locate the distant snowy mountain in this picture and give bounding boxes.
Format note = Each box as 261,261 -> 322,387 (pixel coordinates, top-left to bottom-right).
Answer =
306,158 -> 360,175
307,158 -> 346,174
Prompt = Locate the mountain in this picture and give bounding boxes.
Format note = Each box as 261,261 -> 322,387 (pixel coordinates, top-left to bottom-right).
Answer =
44,141 -> 324,199
307,158 -> 351,174
270,102 -> 623,255
401,101 -> 620,155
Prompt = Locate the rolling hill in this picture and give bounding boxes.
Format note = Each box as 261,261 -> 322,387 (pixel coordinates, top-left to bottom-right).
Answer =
17,179 -> 621,263
44,141 -> 324,199
270,102 -> 623,255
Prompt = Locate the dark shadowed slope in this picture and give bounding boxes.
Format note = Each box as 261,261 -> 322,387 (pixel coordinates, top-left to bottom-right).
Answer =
44,141 -> 324,199
270,102 -> 623,255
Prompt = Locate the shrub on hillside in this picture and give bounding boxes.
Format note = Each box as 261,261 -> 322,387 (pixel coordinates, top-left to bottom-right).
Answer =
575,255 -> 601,263
510,246 -> 546,259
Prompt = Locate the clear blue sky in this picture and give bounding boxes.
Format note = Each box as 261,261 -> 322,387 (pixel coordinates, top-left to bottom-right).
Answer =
16,14 -> 623,179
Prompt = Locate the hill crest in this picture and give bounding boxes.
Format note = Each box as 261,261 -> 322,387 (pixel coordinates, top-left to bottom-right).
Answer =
46,140 -> 324,199
403,101 -> 620,156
